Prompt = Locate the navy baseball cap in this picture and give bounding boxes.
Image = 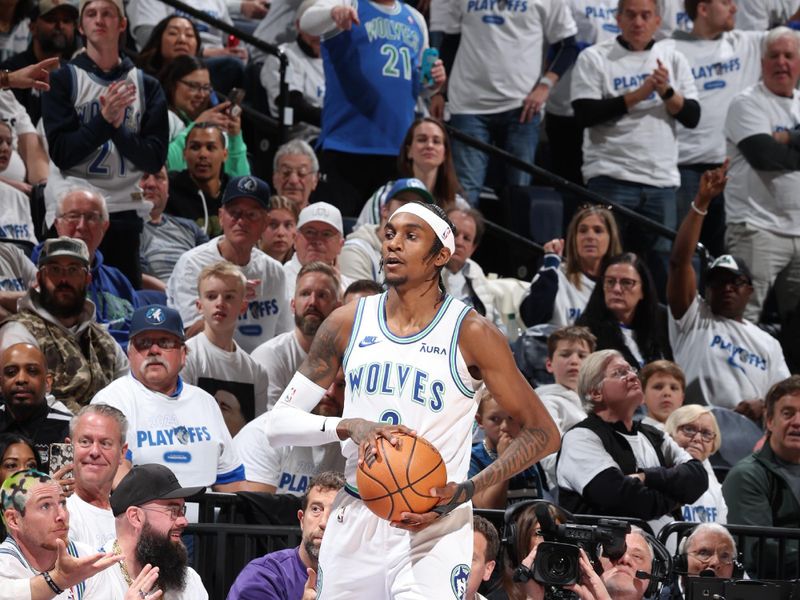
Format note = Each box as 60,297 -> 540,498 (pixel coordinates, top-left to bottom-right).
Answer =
222,176 -> 271,209
130,305 -> 185,341
110,464 -> 204,516
386,178 -> 434,204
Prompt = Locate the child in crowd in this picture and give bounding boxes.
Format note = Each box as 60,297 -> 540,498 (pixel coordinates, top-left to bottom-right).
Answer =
640,360 -> 685,430
181,262 -> 269,436
469,385 -> 549,508
535,326 -> 596,488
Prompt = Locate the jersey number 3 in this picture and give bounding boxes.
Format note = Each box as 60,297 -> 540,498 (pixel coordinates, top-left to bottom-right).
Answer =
381,44 -> 413,80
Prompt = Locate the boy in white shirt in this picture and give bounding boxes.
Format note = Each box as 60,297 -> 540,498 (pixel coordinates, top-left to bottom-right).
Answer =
181,261 -> 270,436
536,326 -> 596,487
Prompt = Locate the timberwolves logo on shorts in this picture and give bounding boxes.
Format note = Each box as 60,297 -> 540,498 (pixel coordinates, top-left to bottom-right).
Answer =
450,564 -> 470,599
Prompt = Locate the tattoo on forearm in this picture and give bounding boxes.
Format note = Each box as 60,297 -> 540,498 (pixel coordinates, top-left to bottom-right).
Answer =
299,320 -> 340,384
472,427 -> 550,491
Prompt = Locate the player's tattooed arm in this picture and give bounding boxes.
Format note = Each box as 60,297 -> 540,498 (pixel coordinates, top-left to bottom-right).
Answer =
298,303 -> 357,386
460,313 -> 561,492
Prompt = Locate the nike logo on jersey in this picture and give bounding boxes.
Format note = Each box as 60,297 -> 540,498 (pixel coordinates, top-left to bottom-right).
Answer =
358,336 -> 381,347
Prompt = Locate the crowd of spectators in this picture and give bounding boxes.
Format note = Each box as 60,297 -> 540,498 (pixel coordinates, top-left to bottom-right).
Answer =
1,0 -> 800,597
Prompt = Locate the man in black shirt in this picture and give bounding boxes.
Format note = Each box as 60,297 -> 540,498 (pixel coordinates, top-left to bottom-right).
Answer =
0,342 -> 71,471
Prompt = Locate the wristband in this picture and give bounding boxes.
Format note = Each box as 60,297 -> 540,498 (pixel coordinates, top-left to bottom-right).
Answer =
513,563 -> 534,583
42,571 -> 64,595
690,200 -> 708,216
432,480 -> 475,516
0,70 -> 9,90
537,75 -> 555,90
659,86 -> 675,100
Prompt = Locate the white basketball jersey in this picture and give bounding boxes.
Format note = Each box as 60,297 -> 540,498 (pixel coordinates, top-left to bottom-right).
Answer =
46,65 -> 149,221
342,292 -> 480,490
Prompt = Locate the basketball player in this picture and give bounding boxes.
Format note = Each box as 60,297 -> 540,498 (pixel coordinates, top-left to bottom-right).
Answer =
265,202 -> 559,598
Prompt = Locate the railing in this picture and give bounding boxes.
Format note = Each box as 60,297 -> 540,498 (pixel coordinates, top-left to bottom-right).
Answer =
659,521 -> 800,580
158,1 -> 710,275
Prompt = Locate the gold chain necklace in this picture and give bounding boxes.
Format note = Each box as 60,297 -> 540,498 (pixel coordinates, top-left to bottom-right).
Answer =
112,539 -> 134,586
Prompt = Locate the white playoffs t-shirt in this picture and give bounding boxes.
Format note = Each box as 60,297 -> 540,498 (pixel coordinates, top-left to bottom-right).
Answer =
680,458 -> 727,524
525,261 -> 595,327
557,424 -> 694,533
668,295 -> 790,409
546,0 -> 619,117
724,82 -> 800,235
167,238 -> 292,353
91,375 -> 245,488
251,330 -> 308,411
66,494 -> 116,551
261,40 -> 325,118
0,181 -> 38,245
572,37 -> 698,187
235,413 -> 345,493
447,0 -> 577,114
673,30 -> 764,165
182,332 -> 270,419
93,541 -> 208,600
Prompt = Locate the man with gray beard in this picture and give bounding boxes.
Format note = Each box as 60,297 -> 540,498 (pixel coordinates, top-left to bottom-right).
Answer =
227,471 -> 344,600
252,262 -> 342,410
92,463 -> 208,598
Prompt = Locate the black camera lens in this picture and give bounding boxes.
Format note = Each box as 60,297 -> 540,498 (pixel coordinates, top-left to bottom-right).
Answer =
533,542 -> 581,586
547,552 -> 575,578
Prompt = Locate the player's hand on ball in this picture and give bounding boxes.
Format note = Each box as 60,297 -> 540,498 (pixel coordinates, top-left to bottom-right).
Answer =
345,418 -> 415,467
392,480 -> 469,532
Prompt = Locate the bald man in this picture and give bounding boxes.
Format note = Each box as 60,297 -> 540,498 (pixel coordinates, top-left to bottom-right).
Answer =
0,343 -> 71,472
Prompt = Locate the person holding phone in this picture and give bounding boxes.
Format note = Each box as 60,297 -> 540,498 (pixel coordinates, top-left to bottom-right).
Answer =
159,55 -> 250,177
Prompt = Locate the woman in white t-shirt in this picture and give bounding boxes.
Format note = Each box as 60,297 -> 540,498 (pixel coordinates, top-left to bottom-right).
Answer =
665,405 -> 727,524
577,252 -> 672,367
521,205 -> 622,328
356,117 -> 468,227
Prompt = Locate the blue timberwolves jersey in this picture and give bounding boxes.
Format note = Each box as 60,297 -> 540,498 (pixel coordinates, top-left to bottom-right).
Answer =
319,0 -> 425,155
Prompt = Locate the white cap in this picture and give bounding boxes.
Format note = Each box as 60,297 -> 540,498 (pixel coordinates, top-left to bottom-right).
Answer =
297,202 -> 344,235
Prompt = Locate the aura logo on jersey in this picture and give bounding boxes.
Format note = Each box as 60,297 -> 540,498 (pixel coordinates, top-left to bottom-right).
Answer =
347,362 -> 446,412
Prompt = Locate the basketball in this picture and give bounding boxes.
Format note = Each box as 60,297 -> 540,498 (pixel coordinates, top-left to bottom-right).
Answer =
356,432 -> 447,522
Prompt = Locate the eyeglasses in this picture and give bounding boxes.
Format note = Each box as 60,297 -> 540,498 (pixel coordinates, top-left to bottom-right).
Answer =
131,336 -> 183,351
607,366 -> 638,380
603,277 -> 640,291
688,548 -> 734,565
707,276 -> 750,289
224,208 -> 264,222
678,424 -> 716,443
276,166 -> 315,179
39,264 -> 88,278
141,504 -> 187,521
179,80 -> 212,94
58,211 -> 104,224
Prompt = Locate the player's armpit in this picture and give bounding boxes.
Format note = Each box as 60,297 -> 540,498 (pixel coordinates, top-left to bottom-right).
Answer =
298,303 -> 356,386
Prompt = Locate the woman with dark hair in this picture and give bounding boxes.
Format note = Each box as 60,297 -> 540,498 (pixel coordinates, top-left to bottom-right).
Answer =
521,205 -> 623,328
355,117 -> 468,227
0,433 -> 40,485
137,15 -> 202,77
159,55 -> 249,176
577,253 -> 672,367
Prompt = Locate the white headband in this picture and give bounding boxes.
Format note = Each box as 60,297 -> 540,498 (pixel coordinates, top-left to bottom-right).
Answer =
389,203 -> 455,254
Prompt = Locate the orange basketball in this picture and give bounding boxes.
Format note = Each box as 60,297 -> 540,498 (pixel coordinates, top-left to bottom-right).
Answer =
356,432 -> 447,522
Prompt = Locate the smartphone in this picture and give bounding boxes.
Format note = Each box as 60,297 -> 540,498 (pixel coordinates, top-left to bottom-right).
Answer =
421,48 -> 439,87
49,442 -> 73,477
226,88 -> 246,118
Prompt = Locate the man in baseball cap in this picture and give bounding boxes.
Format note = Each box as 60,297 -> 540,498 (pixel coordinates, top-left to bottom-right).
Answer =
0,0 -> 78,124
0,236 -> 127,412
284,202 -> 350,298
167,174 -> 293,353
98,464 -> 209,597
